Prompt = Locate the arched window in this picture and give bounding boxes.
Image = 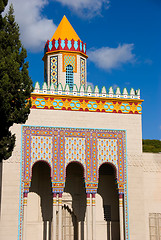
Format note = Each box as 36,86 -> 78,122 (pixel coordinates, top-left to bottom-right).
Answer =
66,65 -> 74,90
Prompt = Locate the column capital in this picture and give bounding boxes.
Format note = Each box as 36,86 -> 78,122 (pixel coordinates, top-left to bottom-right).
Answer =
23,192 -> 28,198
53,193 -> 57,198
58,193 -> 62,198
119,193 -> 124,199
86,193 -> 90,198
92,193 -> 95,198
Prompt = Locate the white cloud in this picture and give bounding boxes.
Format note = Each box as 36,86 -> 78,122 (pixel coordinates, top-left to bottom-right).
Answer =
54,0 -> 110,18
88,44 -> 136,71
5,0 -> 57,52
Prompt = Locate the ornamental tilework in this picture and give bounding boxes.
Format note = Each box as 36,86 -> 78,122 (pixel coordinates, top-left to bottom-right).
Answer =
98,139 -> 117,167
50,56 -> 58,84
63,53 -> 77,73
18,126 -> 129,240
80,58 -> 85,86
65,137 -> 85,165
31,94 -> 142,114
31,136 -> 52,166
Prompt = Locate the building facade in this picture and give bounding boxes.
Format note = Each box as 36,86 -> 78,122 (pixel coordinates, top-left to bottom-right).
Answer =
0,16 -> 161,240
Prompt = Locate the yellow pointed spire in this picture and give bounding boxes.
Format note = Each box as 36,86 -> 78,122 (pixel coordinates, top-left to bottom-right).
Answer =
50,15 -> 80,41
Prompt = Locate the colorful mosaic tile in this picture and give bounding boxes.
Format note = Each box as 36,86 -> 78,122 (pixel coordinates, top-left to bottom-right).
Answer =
31,136 -> 52,166
31,94 -> 142,114
44,39 -> 87,56
63,53 -> 77,73
65,137 -> 85,165
80,58 -> 85,86
19,126 -> 129,240
97,139 -> 118,167
50,56 -> 58,84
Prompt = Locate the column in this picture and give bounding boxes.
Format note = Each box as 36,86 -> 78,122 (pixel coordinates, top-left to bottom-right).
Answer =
92,193 -> 96,240
119,194 -> 124,240
58,193 -> 62,240
86,193 -> 91,240
23,192 -> 28,240
52,193 -> 57,240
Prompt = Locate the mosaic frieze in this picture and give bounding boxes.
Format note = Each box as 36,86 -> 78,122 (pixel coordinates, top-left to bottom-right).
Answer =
44,39 -> 87,56
31,94 -> 142,114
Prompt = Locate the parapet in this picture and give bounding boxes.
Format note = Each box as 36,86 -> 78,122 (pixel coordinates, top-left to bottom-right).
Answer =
31,82 -> 143,114
33,82 -> 140,99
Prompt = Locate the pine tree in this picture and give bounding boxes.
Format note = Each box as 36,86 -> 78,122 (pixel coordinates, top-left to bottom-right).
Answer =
0,0 -> 8,14
0,4 -> 33,161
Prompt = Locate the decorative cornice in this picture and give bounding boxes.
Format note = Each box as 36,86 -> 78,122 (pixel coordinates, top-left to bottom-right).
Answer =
31,93 -> 142,114
44,38 -> 87,58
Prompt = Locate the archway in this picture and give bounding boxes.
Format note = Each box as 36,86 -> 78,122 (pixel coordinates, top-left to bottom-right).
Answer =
97,163 -> 120,240
64,162 -> 86,240
26,161 -> 53,240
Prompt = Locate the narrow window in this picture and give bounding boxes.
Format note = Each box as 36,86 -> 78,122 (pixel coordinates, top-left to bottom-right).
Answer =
66,65 -> 73,90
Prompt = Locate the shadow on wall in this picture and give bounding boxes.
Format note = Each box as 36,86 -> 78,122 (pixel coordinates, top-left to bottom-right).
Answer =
29,161 -> 53,240
98,163 -> 120,240
64,162 -> 86,240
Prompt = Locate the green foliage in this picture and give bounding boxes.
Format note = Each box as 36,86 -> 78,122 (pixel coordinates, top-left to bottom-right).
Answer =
142,139 -> 161,153
0,4 -> 33,161
0,0 -> 8,14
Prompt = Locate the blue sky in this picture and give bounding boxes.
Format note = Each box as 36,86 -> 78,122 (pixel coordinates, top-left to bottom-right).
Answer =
5,0 -> 161,140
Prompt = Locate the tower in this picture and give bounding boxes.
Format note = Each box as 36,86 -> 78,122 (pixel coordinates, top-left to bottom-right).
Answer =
43,16 -> 88,90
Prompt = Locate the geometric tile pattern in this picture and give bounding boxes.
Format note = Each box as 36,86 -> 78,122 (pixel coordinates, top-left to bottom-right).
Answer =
31,136 -> 52,166
22,126 -> 126,193
19,126 -> 129,240
65,137 -> 85,165
50,56 -> 58,84
31,94 -> 142,114
80,58 -> 85,86
98,139 -> 117,167
44,39 -> 87,56
63,53 -> 77,73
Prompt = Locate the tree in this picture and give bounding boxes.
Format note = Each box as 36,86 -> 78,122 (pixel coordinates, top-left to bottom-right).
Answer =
0,4 -> 33,161
0,0 -> 8,14
142,139 -> 161,153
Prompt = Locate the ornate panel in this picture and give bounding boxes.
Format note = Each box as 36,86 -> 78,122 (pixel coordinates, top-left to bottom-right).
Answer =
19,126 -> 129,240
80,58 -> 85,86
50,56 -> 58,84
97,139 -> 117,167
63,53 -> 77,73
65,137 -> 85,165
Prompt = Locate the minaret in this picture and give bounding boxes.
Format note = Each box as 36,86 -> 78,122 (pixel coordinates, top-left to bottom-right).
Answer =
43,16 -> 88,90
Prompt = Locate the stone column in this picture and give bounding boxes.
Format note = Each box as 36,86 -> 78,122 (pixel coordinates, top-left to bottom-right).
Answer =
86,193 -> 91,240
52,193 -> 57,240
119,194 -> 124,240
58,193 -> 62,240
92,193 -> 96,240
23,192 -> 28,240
